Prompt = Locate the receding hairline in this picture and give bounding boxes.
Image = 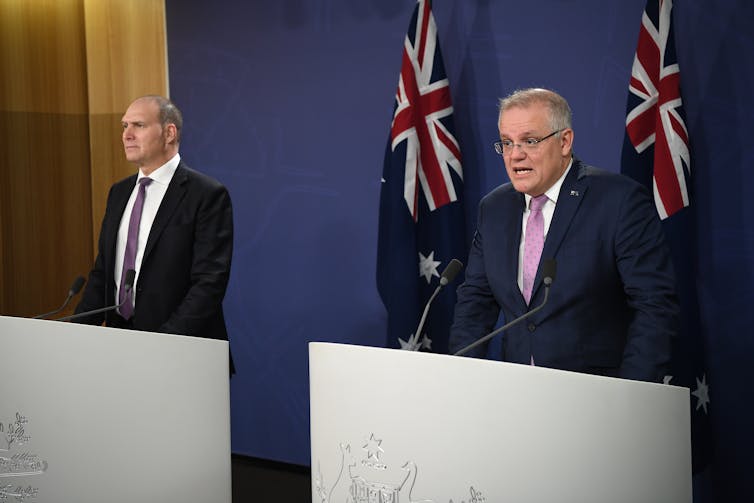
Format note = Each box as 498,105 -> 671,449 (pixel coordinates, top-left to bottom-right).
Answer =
130,95 -> 183,141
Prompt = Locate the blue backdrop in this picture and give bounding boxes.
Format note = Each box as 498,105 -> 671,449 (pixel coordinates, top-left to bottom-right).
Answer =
165,0 -> 754,499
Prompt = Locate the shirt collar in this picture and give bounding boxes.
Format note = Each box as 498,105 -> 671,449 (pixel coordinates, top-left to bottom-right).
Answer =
137,153 -> 180,185
524,157 -> 573,209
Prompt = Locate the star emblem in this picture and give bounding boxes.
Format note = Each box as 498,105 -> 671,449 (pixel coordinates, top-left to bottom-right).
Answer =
421,334 -> 432,350
691,374 -> 710,414
418,251 -> 441,284
399,332 -> 433,351
398,332 -> 422,351
362,433 -> 384,461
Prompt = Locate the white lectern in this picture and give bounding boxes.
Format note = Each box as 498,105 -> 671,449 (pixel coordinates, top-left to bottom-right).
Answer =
309,342 -> 691,503
0,316 -> 231,503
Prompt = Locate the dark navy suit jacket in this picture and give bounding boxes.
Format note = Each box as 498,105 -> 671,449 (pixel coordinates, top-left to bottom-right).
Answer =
75,161 -> 233,341
449,158 -> 678,382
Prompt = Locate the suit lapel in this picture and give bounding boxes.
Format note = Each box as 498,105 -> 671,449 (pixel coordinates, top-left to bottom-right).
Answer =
105,176 -> 137,269
143,164 -> 189,262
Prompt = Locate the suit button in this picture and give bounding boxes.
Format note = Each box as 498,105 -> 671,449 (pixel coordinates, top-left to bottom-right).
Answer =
527,323 -> 536,332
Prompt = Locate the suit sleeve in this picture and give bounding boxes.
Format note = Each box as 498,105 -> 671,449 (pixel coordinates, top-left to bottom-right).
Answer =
449,199 -> 501,357
159,181 -> 233,336
614,183 -> 679,381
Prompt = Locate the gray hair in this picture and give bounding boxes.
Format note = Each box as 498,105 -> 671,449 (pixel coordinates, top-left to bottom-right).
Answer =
138,95 -> 183,142
498,88 -> 572,132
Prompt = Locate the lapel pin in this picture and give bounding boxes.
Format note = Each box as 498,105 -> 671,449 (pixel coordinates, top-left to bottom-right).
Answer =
570,190 -> 580,197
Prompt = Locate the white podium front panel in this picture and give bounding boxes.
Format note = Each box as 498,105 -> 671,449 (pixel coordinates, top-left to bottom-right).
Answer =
0,316 -> 230,503
310,342 -> 691,503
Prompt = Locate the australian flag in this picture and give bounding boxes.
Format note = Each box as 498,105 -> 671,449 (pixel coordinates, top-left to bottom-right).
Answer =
621,0 -> 712,473
377,0 -> 466,354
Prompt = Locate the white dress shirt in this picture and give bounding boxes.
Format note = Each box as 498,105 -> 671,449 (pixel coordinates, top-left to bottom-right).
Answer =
114,153 -> 180,308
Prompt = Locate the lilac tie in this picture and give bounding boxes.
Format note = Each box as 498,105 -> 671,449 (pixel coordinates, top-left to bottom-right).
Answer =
119,177 -> 152,319
522,194 -> 548,305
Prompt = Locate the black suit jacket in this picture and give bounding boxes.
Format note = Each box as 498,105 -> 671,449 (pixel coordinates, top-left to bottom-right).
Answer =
450,158 -> 679,382
75,161 -> 233,341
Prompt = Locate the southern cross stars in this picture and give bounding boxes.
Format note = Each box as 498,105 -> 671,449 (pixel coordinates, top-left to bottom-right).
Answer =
664,373 -> 710,414
419,251 -> 441,284
691,374 -> 710,414
398,332 -> 432,351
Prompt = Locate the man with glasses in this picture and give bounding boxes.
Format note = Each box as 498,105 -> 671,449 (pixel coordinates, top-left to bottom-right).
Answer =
449,88 -> 678,382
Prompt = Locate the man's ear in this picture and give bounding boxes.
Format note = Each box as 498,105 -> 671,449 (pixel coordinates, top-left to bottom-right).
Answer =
164,123 -> 178,145
560,128 -> 574,155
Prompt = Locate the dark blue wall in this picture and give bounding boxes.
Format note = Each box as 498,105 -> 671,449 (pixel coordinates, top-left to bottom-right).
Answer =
165,1 -> 754,499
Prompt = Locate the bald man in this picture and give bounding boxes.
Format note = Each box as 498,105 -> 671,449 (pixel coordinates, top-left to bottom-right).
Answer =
75,95 -> 233,342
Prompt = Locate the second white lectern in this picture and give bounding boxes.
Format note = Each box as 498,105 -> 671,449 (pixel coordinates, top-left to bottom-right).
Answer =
0,316 -> 231,503
309,342 -> 691,503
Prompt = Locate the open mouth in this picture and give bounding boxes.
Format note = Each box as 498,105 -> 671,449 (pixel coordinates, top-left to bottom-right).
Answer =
513,167 -> 533,174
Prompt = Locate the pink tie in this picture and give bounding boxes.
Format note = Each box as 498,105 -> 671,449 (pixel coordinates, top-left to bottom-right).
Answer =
522,194 -> 548,305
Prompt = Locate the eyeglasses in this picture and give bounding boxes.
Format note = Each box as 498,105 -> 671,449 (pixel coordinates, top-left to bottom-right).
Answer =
494,129 -> 563,155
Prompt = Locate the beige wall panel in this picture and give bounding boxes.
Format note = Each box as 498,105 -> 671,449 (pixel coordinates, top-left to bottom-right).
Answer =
84,0 -> 168,115
0,0 -> 88,114
87,113 -> 136,232
0,0 -> 93,317
0,111 -> 93,317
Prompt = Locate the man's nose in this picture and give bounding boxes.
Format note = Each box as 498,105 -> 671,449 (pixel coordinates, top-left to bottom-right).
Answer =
509,144 -> 527,159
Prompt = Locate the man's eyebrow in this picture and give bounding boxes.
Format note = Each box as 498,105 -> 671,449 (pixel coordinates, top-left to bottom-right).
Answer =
500,130 -> 539,138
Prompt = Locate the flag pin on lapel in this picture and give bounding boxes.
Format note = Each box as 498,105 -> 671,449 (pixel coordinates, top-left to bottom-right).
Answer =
570,190 -> 580,197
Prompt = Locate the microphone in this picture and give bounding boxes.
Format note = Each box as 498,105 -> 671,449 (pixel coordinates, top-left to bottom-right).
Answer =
32,275 -> 86,319
55,269 -> 136,322
410,259 -> 464,350
440,258 -> 464,286
454,259 -> 557,357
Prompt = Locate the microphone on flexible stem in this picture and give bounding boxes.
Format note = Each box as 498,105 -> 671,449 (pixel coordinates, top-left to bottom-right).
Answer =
454,259 -> 557,357
55,269 -> 136,322
412,259 -> 464,348
32,275 -> 86,319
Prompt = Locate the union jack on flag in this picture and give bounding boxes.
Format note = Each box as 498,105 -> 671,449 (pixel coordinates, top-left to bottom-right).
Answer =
621,0 -> 712,474
624,0 -> 690,219
390,0 -> 463,220
377,0 -> 466,354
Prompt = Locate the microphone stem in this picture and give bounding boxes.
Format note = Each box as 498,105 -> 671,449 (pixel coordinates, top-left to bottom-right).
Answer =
32,293 -> 74,320
55,291 -> 130,322
454,285 -> 551,357
413,285 -> 441,347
